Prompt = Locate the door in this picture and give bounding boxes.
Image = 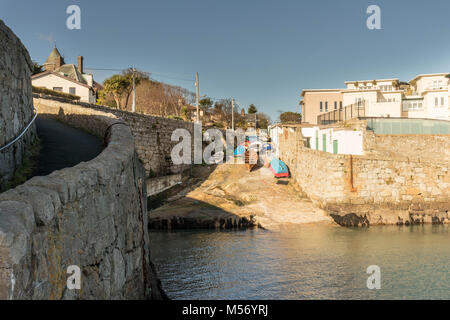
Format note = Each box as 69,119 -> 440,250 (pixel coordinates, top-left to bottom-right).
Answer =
333,140 -> 338,154
322,134 -> 326,152
315,136 -> 319,150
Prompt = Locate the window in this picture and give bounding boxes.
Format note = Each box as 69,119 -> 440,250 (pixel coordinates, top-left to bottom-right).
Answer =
69,87 -> 76,95
435,97 -> 439,107
340,101 -> 343,110
325,102 -> 328,112
334,101 -> 337,110
320,102 -> 323,112
53,87 -> 63,92
441,97 -> 445,106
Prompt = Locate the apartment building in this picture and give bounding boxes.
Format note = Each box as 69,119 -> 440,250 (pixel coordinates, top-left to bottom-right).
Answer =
300,89 -> 343,124
300,73 -> 450,124
404,74 -> 449,120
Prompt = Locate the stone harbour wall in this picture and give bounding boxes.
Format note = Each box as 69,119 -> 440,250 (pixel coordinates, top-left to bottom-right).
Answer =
0,103 -> 165,299
0,20 -> 36,188
278,126 -> 450,227
33,95 -> 195,178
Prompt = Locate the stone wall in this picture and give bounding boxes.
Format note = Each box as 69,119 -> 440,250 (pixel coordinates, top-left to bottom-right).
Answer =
0,103 -> 165,299
364,132 -> 450,162
0,20 -> 36,188
278,125 -> 450,226
33,95 -> 194,178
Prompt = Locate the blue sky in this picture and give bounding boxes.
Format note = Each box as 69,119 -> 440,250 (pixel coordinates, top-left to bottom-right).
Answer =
1,0 -> 450,120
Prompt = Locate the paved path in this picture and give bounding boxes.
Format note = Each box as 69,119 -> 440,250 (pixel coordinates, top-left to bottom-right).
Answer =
31,117 -> 103,178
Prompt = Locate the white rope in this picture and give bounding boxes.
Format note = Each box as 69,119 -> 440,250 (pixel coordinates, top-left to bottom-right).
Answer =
0,109 -> 38,152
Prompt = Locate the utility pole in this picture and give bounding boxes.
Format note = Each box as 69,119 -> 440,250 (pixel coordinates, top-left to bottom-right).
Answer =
132,67 -> 136,113
255,112 -> 257,133
231,98 -> 235,131
195,72 -> 200,123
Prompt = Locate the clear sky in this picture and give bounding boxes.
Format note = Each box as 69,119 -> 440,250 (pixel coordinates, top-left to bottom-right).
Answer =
1,0 -> 450,121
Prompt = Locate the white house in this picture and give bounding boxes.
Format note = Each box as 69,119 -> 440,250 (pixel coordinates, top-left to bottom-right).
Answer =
306,74 -> 450,124
342,79 -> 404,118
32,46 -> 99,103
301,126 -> 363,156
405,73 -> 449,121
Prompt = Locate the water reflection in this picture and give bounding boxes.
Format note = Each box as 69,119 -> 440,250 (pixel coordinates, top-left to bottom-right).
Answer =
149,225 -> 450,300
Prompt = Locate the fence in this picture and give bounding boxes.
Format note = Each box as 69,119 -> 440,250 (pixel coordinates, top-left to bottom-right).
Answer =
364,117 -> 450,134
317,102 -> 366,125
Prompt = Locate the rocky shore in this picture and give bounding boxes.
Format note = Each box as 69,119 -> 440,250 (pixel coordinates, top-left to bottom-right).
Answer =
148,164 -> 334,231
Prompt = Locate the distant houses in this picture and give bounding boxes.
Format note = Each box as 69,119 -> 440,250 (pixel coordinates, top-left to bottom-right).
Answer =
300,74 -> 450,125
32,46 -> 102,103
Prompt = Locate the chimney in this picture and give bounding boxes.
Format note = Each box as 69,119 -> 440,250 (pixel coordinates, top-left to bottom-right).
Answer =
77,56 -> 84,74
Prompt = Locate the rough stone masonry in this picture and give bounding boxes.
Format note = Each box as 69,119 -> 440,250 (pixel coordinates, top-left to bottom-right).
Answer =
0,19 -> 36,189
278,122 -> 450,227
0,20 -> 165,300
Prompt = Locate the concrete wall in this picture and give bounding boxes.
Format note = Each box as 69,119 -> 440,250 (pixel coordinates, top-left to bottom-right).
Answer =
33,95 -> 194,178
278,125 -> 450,226
0,20 -> 36,188
0,103 -> 164,299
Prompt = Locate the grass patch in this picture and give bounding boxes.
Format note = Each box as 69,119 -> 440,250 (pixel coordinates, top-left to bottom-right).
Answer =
1,137 -> 42,193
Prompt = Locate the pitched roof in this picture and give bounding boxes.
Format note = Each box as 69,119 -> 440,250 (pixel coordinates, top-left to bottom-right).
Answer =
55,64 -> 87,84
45,46 -> 65,65
32,71 -> 93,90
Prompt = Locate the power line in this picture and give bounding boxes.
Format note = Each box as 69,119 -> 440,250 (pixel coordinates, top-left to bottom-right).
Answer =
84,67 -> 195,82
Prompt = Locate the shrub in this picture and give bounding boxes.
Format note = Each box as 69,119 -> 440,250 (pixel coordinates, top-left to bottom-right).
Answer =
32,86 -> 81,101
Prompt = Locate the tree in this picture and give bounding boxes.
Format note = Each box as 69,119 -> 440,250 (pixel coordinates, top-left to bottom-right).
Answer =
122,68 -> 149,110
248,104 -> 258,114
100,69 -> 149,110
32,61 -> 44,75
180,106 -> 189,121
279,112 -> 302,123
199,97 -> 213,112
102,74 -> 131,110
257,112 -> 271,129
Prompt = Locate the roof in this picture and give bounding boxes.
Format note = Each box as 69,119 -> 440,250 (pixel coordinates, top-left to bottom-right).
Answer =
55,64 -> 87,84
409,73 -> 450,84
32,71 -> 93,90
300,89 -> 344,97
44,46 -> 65,65
344,78 -> 399,84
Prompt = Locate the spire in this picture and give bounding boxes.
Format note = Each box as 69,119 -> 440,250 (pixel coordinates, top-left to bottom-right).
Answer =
44,45 -> 65,71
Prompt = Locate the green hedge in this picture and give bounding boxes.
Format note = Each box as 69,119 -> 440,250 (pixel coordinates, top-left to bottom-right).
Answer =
32,86 -> 81,101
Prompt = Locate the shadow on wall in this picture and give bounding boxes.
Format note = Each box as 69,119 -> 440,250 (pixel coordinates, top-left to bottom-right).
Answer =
0,110 -> 167,300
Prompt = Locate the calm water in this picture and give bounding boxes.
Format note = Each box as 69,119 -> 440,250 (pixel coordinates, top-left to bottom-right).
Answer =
149,225 -> 450,300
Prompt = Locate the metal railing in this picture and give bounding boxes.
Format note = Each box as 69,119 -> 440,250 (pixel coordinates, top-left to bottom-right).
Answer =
317,103 -> 366,125
0,109 -> 38,152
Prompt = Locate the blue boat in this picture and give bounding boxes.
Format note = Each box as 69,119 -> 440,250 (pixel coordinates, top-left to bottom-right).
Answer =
269,158 -> 289,178
234,145 -> 246,157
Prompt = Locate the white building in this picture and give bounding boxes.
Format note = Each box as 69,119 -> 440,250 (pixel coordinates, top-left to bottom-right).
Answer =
342,79 -> 404,118
309,74 -> 450,123
301,127 -> 363,156
405,73 -> 449,121
32,46 -> 99,103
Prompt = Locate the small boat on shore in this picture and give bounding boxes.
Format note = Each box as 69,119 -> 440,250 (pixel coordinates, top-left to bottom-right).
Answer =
234,145 -> 245,157
269,158 -> 289,178
245,149 -> 259,172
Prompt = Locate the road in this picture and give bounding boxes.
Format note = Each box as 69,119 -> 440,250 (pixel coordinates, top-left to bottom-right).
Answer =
31,117 -> 103,178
